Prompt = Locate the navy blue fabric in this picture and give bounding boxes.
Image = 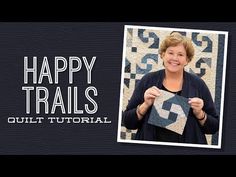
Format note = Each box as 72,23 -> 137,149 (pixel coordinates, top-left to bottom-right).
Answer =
123,69 -> 219,144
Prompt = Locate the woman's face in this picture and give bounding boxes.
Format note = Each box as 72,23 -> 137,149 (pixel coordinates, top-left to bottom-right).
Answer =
162,44 -> 188,74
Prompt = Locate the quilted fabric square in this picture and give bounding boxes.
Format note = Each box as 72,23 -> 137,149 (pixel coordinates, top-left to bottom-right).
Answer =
148,89 -> 190,135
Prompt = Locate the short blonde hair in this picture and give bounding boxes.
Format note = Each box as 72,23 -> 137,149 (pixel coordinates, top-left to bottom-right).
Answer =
159,32 -> 195,62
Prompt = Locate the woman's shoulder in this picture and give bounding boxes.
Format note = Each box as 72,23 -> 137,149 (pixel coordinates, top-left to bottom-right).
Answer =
137,70 -> 164,88
141,69 -> 164,81
185,71 -> 206,87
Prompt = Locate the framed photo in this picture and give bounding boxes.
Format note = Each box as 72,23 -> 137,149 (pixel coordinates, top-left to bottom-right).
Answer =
117,25 -> 228,149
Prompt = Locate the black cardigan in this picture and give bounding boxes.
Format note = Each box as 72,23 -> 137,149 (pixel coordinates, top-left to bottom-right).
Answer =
123,69 -> 219,144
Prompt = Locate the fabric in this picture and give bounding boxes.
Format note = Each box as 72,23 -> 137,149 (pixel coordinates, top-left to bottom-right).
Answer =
148,89 -> 190,135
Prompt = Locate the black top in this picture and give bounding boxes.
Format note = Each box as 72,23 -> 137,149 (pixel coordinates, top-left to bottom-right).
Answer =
123,69 -> 219,144
161,84 -> 182,95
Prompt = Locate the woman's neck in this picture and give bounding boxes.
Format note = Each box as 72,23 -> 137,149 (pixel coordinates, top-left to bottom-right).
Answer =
163,70 -> 184,92
165,70 -> 184,80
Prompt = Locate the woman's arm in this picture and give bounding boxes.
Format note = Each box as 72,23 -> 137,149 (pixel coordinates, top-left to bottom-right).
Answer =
200,81 -> 219,134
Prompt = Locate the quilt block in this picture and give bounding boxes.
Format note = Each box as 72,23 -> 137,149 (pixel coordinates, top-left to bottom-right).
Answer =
148,90 -> 190,135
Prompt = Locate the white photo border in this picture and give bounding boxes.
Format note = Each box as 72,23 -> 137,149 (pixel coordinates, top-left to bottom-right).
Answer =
117,25 -> 228,149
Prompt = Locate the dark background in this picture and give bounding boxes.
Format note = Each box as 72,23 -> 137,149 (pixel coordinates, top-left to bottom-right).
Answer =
0,22 -> 234,155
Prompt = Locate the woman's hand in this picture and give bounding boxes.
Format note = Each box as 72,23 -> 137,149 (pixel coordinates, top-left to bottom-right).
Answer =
144,86 -> 161,107
136,86 -> 161,120
188,97 -> 205,120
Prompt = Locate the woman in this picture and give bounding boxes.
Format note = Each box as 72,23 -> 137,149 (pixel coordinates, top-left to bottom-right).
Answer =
123,32 -> 219,144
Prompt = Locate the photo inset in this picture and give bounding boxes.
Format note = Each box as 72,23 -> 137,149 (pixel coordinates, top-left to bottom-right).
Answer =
117,25 -> 228,149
